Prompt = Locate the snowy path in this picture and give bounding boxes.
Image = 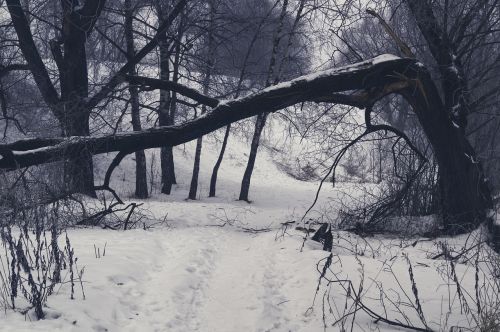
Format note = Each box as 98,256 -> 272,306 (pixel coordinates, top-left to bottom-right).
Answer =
118,227 -> 223,332
111,227 -> 313,332
1,213 -> 484,332
1,137 -> 485,332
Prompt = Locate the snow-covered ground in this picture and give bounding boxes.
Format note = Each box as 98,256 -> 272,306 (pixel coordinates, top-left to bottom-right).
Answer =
1,134 -> 497,332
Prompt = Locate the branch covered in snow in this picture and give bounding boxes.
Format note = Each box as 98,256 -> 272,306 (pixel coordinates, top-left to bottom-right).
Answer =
0,55 -> 431,170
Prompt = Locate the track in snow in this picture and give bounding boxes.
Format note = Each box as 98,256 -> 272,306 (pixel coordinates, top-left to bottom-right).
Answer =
110,227 -> 312,332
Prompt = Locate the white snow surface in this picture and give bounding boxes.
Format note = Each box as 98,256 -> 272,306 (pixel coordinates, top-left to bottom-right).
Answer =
1,135 -> 496,332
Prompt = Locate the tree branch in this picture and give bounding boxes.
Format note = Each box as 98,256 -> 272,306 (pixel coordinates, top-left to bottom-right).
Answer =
366,8 -> 415,58
77,0 -> 106,32
126,75 -> 219,108
0,56 -> 432,172
6,0 -> 60,107
85,0 -> 187,111
0,63 -> 29,79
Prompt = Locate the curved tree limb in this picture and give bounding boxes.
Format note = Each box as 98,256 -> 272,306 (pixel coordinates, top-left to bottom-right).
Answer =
0,52 -> 492,237
0,55 -> 422,170
85,0 -> 187,111
125,75 -> 219,108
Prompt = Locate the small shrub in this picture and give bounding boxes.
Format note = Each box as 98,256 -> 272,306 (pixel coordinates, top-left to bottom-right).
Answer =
0,203 -> 78,320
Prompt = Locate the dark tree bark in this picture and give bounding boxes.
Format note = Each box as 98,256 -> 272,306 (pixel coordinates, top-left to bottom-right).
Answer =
158,36 -> 176,195
0,57 -> 423,166
401,73 -> 492,232
239,0 -> 306,201
61,110 -> 96,197
7,0 -> 106,197
57,1 -> 109,197
188,129 -> 203,200
188,0 -> 216,200
209,124 -> 230,197
208,11 -> 270,198
402,0 -> 493,232
125,0 -> 148,198
239,113 -> 268,201
7,0 -> 185,197
239,0 -> 289,201
157,3 -> 183,195
405,1 -> 470,130
54,1 -> 106,197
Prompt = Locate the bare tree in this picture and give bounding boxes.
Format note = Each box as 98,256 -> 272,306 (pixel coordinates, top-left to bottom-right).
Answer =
187,0 -> 217,200
1,0 -> 498,249
155,1 -> 184,195
239,0 -> 289,202
6,0 -> 106,196
124,0 -> 148,198
332,0 -> 499,233
5,0 -> 187,195
1,53 -> 495,246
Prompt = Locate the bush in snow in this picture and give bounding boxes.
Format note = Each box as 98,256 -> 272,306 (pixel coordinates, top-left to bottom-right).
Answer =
0,201 -> 80,320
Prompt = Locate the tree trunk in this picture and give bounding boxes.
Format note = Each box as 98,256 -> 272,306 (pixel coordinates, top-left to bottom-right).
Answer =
62,111 -> 96,197
160,145 -> 176,194
125,0 -> 148,198
60,15 -> 95,197
401,68 -> 492,233
209,124 -> 230,197
3,55 -> 495,247
188,135 -> 203,200
208,11 -> 268,197
167,20 -> 183,185
239,113 -> 267,201
188,0 -> 215,200
158,9 -> 183,194
402,1 -> 493,232
158,38 -> 176,194
239,0 -> 288,201
434,135 -> 490,232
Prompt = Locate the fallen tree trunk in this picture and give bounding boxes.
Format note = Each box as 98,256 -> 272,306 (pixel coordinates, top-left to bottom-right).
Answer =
0,54 -> 493,240
0,55 -> 412,167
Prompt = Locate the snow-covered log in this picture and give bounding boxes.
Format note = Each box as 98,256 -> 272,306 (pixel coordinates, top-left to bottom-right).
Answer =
0,54 -> 493,238
0,55 -> 411,169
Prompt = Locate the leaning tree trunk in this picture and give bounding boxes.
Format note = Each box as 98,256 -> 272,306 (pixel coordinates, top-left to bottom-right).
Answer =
208,12 -> 264,197
239,0 -> 290,201
238,17 -> 286,202
402,1 -> 493,234
402,66 -> 492,234
2,56 -> 496,249
209,124 -> 230,197
125,0 -> 148,198
188,133 -> 203,200
239,113 -> 267,201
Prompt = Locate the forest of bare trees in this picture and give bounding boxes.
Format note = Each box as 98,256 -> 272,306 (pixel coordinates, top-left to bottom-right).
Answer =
1,0 -> 500,330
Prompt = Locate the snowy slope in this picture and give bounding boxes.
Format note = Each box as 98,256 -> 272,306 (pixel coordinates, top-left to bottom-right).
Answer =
1,134 -> 497,332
